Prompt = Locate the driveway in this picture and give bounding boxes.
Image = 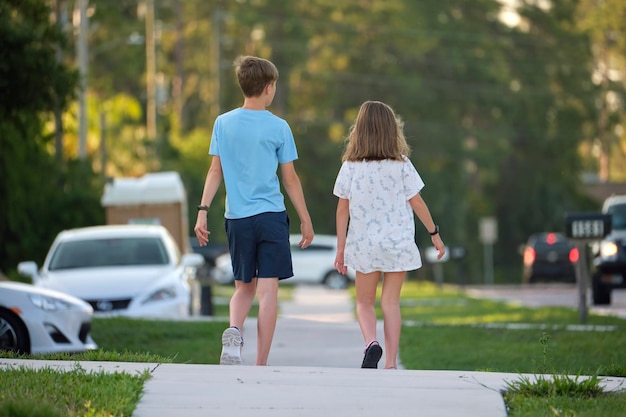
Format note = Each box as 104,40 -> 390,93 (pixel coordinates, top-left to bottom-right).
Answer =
465,284 -> 626,319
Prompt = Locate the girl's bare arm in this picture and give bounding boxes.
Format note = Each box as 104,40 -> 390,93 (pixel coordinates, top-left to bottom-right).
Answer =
409,193 -> 446,259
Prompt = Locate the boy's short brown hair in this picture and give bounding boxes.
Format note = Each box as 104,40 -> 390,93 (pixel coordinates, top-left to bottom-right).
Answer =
234,55 -> 279,98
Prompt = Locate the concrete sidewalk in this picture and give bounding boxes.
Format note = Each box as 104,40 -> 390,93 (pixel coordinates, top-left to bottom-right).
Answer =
3,358 -> 623,417
2,285 -> 624,417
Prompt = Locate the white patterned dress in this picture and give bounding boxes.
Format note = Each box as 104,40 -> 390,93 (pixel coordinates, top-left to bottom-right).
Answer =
333,156 -> 425,273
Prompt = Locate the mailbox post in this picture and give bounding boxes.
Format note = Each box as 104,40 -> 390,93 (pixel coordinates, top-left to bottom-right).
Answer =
564,213 -> 612,323
479,217 -> 498,285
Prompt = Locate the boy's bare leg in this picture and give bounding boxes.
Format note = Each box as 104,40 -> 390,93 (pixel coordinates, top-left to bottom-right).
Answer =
229,279 -> 257,331
380,271 -> 406,369
255,277 -> 279,365
355,271 -> 381,345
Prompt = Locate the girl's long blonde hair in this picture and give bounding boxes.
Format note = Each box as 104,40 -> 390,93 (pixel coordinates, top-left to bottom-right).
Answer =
342,101 -> 410,162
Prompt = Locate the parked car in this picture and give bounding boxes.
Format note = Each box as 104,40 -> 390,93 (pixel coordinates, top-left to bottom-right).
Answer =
590,194 -> 626,305
522,232 -> 578,284
0,281 -> 97,354
17,225 -> 205,318
213,234 -> 356,289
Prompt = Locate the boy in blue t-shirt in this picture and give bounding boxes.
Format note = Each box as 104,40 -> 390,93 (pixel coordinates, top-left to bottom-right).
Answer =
194,55 -> 314,366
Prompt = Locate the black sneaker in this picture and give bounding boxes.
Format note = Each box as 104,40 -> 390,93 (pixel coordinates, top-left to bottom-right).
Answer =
361,342 -> 382,369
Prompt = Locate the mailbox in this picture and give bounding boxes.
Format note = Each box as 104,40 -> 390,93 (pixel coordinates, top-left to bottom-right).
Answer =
565,213 -> 612,240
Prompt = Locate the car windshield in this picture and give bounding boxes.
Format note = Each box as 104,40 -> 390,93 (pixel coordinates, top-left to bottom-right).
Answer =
607,203 -> 626,230
48,237 -> 169,270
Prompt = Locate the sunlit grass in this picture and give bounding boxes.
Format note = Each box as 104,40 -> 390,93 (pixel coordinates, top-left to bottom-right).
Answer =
397,281 -> 625,375
0,349 -> 171,364
90,318 -> 225,364
400,326 -> 626,375
505,391 -> 626,417
504,373 -> 626,417
0,364 -> 150,417
397,281 -> 462,298
397,281 -> 624,326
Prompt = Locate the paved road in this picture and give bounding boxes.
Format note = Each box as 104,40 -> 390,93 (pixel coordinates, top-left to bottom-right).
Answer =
465,284 -> 626,319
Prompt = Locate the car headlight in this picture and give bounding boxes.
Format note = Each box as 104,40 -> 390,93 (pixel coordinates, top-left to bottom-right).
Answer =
29,294 -> 71,311
142,286 -> 177,304
600,241 -> 619,259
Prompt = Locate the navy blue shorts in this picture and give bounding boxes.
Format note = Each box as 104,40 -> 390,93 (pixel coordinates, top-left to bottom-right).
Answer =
224,211 -> 293,283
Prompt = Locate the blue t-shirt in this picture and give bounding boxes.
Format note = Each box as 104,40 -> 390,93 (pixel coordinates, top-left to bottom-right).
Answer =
209,108 -> 298,219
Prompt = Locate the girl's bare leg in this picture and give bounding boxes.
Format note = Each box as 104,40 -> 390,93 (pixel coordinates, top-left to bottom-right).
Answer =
380,271 -> 406,369
255,277 -> 279,365
355,271 -> 381,346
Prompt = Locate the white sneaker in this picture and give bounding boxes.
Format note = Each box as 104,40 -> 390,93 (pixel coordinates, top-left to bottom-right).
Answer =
220,327 -> 243,365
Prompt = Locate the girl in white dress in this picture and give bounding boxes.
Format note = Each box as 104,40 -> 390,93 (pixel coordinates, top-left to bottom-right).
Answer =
333,101 -> 445,369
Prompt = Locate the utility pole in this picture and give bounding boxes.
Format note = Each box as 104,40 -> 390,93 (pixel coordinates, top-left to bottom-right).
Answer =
479,217 -> 498,286
211,7 -> 221,120
172,0 -> 184,133
145,0 -> 157,147
100,110 -> 107,182
54,0 -> 67,171
597,30 -> 611,182
76,0 -> 88,160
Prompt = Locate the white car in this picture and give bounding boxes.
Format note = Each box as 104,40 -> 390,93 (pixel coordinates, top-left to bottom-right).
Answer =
17,225 -> 205,319
213,234 -> 356,289
0,281 -> 97,354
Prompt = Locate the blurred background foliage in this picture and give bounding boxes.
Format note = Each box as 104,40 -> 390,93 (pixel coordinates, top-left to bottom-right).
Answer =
1,0 -> 625,284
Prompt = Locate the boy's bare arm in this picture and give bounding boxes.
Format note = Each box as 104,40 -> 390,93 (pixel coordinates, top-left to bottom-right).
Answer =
280,162 -> 314,248
194,156 -> 224,246
409,193 -> 445,259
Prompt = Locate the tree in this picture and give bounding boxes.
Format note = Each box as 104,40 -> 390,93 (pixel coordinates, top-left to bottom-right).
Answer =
0,0 -> 103,273
576,0 -> 626,181
58,0 -> 606,283
491,0 -> 598,271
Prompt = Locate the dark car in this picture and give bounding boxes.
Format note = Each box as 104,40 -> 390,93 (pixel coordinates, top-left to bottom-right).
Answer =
590,194 -> 626,305
522,232 -> 578,284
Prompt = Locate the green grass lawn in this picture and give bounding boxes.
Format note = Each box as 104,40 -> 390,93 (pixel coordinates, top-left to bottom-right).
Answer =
394,282 -> 625,376
1,281 -> 624,416
0,364 -> 150,417
504,391 -> 626,417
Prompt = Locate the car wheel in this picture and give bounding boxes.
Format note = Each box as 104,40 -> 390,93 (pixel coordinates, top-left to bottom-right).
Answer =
592,275 -> 611,305
324,271 -> 349,290
0,309 -> 29,353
